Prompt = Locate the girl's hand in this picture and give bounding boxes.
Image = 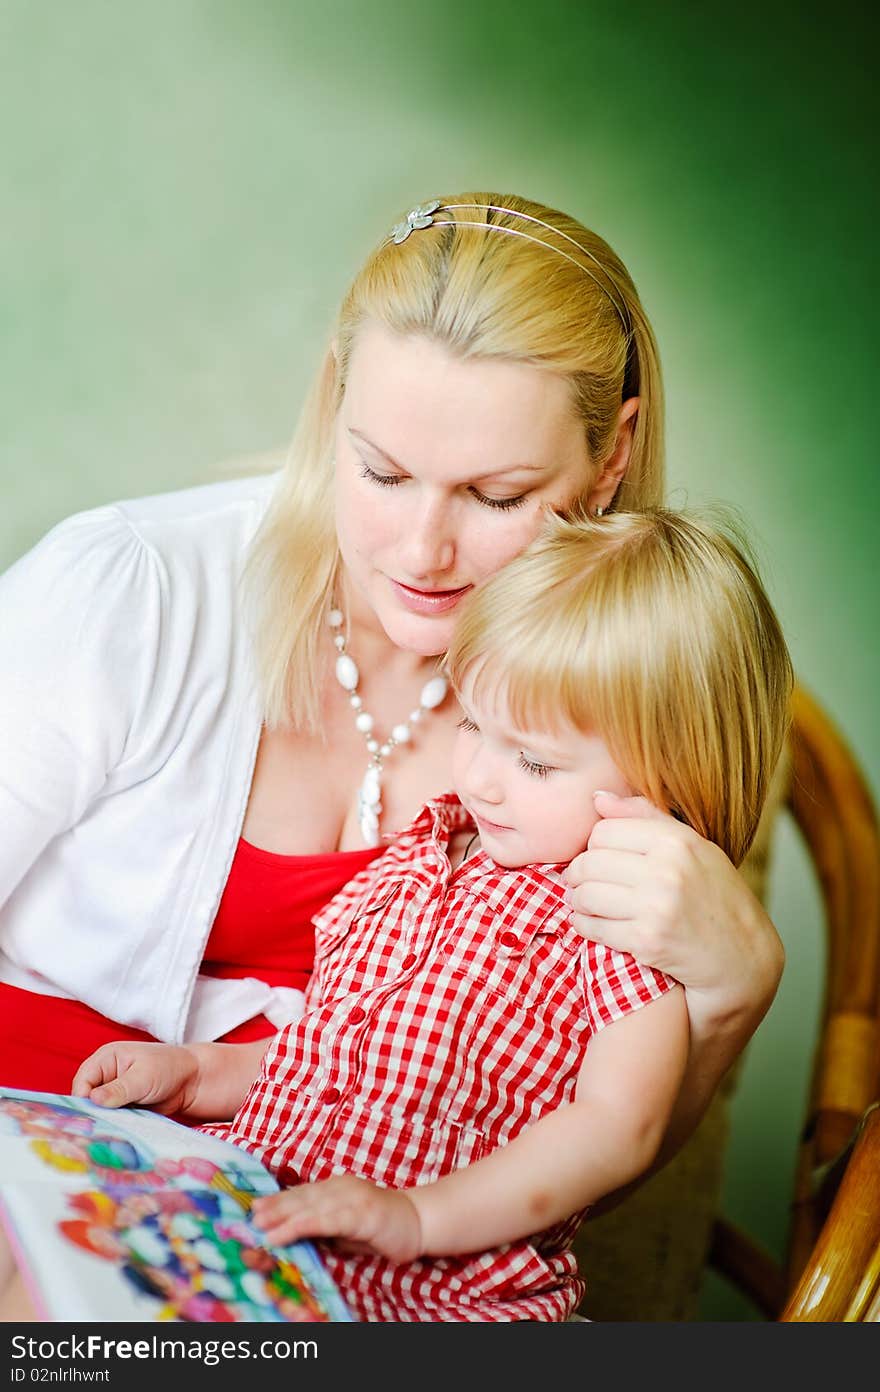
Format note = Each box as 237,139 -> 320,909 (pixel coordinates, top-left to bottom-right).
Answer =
71,1042 -> 201,1115
565,793 -> 784,1031
252,1176 -> 423,1263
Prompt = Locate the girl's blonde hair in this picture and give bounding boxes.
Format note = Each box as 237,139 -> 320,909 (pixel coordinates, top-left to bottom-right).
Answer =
446,510 -> 793,867
247,193 -> 665,729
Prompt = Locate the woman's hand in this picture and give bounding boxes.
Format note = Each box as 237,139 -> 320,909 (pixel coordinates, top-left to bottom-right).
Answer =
565,791 -> 784,1160
567,792 -> 783,1007
252,1177 -> 423,1263
71,1042 -> 201,1115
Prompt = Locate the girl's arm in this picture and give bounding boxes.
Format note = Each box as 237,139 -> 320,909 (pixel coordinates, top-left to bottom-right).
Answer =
566,792 -> 783,1175
252,986 -> 689,1260
71,1038 -> 269,1120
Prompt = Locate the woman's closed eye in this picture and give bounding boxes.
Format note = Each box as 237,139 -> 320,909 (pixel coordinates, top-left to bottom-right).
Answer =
457,716 -> 479,733
469,488 -> 528,512
358,462 -> 402,489
358,463 -> 527,512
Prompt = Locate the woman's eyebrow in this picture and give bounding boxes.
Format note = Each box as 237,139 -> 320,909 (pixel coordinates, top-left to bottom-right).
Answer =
348,428 -> 549,479
349,428 -> 402,469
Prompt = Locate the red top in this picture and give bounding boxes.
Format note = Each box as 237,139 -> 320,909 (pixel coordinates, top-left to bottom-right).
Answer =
0,837 -> 382,1095
202,838 -> 382,993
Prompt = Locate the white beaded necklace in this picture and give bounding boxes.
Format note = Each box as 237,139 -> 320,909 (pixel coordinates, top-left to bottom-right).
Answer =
329,605 -> 449,847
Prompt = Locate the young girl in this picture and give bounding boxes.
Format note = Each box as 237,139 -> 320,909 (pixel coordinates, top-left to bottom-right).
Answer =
66,507 -> 792,1323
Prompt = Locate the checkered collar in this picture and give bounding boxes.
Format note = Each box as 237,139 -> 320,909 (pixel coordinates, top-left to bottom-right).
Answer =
385,792 -> 569,898
393,791 -> 473,845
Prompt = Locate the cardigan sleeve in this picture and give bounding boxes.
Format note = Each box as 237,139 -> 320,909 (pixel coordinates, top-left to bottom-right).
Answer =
0,505 -> 164,912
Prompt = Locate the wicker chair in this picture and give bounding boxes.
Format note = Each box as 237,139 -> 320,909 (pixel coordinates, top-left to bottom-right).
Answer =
576,683 -> 880,1321
780,1101 -> 880,1321
708,684 -> 880,1318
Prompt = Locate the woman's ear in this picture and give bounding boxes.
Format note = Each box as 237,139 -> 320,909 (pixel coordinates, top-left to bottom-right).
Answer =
588,396 -> 639,512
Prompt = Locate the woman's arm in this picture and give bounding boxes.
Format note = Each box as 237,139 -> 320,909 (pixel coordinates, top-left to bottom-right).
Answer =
251,987 -> 689,1259
565,791 -> 784,1180
0,509 -> 161,913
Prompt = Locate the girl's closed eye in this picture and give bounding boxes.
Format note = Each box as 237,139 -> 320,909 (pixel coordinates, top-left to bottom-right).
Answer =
518,753 -> 555,780
457,716 -> 479,733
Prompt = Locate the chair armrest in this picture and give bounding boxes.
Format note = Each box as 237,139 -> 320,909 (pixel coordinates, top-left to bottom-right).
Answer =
781,1104 -> 880,1321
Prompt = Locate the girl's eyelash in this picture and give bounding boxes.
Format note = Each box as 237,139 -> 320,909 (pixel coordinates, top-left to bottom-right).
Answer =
359,462 -> 527,511
458,714 -> 553,777
518,753 -> 554,779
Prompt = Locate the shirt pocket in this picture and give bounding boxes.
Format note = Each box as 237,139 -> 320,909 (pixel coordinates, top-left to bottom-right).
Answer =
435,881 -> 570,1016
312,881 -> 405,999
442,899 -> 590,1132
308,1095 -> 491,1190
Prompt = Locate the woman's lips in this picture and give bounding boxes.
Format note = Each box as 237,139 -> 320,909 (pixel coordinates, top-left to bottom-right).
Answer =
390,578 -> 472,615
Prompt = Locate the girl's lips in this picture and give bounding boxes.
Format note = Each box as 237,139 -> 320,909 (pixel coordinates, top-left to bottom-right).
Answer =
472,812 -> 513,835
390,579 -> 472,615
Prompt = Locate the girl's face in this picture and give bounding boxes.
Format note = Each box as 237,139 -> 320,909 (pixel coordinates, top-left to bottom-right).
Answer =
334,321 -> 593,655
451,677 -> 635,868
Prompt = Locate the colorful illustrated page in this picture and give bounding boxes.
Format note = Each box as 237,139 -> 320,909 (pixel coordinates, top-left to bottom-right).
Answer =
0,1089 -> 354,1323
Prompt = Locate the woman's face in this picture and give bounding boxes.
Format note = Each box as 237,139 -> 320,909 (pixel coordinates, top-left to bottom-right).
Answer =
334,321 -> 594,656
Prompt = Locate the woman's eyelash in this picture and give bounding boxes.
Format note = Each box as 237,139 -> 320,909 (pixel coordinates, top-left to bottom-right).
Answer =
359,463 -> 401,488
358,462 -> 527,511
471,490 -> 527,511
457,716 -> 479,733
518,754 -> 553,779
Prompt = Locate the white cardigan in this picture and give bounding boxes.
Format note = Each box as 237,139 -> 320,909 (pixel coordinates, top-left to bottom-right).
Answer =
0,472 -> 305,1043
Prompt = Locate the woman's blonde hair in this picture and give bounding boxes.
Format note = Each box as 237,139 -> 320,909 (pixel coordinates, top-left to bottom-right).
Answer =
446,509 -> 793,867
246,192 -> 665,729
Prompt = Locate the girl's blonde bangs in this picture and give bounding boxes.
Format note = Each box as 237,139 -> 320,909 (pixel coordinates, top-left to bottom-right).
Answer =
447,511 -> 793,866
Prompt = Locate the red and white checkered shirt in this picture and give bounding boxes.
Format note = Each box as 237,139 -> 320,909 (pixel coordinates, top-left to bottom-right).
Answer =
204,794 -> 675,1321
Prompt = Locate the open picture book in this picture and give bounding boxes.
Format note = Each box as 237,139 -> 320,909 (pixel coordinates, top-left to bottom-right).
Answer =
0,1088 -> 355,1322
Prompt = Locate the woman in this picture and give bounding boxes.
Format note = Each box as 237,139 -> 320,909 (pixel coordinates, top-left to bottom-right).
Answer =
0,195 -> 782,1171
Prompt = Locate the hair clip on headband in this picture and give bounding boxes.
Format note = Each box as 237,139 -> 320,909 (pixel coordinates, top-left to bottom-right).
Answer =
390,201 -> 441,244
387,199 -> 631,331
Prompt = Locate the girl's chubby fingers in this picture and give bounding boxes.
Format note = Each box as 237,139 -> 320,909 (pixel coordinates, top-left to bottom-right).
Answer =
252,1179 -> 422,1261
71,1045 -> 127,1102
252,1183 -> 361,1244
71,1042 -> 193,1111
80,1067 -> 151,1110
84,1078 -> 133,1109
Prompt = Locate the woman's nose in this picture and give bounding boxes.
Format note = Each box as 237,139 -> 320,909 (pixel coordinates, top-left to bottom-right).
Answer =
398,496 -> 456,579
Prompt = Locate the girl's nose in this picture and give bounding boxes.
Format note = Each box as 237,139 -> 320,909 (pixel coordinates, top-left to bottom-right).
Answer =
462,744 -> 504,805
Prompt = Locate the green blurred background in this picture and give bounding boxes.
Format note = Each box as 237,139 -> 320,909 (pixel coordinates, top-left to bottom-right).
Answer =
2,1 -> 877,1319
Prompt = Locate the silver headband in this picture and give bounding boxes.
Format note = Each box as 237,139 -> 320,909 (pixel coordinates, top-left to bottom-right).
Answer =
388,200 -> 631,332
